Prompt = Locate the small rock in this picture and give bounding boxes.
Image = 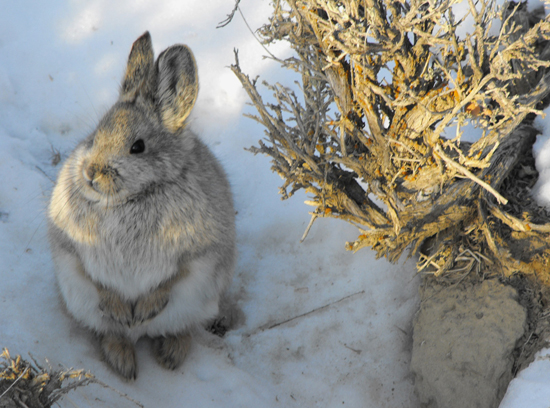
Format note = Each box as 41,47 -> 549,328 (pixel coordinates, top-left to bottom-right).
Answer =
411,279 -> 526,408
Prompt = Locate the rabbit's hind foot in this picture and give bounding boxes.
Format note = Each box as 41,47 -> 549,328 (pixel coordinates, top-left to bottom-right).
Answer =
100,333 -> 137,380
152,332 -> 191,370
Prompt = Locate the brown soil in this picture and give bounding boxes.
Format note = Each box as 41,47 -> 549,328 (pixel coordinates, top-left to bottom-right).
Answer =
411,272 -> 550,408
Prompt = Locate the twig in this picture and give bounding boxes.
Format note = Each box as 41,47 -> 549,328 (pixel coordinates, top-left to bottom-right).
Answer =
89,377 -> 144,408
216,0 -> 241,28
237,6 -> 280,61
434,145 -> 508,205
300,213 -> 318,242
387,138 -> 422,159
516,331 -> 534,367
489,204 -> 550,233
342,343 -> 362,354
35,165 -> 55,183
257,290 -> 366,332
0,366 -> 29,400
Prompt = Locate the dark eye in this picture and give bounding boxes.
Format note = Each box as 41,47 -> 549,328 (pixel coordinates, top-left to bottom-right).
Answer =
130,139 -> 145,154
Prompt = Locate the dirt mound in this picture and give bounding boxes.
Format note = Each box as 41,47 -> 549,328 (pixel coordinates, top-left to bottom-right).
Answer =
411,279 -> 526,408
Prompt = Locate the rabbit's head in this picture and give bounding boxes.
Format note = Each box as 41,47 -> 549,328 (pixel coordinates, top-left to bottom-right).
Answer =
78,32 -> 198,206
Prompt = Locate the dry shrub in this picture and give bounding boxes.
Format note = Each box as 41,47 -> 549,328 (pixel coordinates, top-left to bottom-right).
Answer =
230,0 -> 550,281
0,349 -> 142,408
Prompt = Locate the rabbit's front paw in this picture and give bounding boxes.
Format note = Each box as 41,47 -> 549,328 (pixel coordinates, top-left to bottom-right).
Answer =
98,288 -> 133,327
152,332 -> 191,370
100,333 -> 137,380
132,287 -> 170,326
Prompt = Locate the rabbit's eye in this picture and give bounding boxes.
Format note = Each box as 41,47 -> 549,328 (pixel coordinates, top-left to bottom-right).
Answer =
130,139 -> 145,154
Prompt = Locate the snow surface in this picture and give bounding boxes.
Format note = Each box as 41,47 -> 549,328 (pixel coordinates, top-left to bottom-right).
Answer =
0,1 -> 420,407
2,0 -> 549,406
500,349 -> 550,408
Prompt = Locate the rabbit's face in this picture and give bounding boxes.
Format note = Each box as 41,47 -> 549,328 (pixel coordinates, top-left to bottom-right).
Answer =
77,103 -> 186,206
62,32 -> 199,208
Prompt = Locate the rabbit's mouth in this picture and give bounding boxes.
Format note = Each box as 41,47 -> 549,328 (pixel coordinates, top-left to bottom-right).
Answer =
80,166 -> 129,206
81,182 -> 130,207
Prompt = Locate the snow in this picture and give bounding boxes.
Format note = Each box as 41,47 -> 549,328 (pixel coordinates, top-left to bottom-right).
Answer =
499,349 -> 550,408
2,0 -> 549,406
0,1 -> 419,407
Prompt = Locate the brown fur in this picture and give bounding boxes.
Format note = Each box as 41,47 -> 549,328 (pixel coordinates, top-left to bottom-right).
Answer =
98,283 -> 173,328
97,287 -> 134,327
120,31 -> 155,102
132,286 -> 170,325
152,332 -> 192,370
100,333 -> 137,380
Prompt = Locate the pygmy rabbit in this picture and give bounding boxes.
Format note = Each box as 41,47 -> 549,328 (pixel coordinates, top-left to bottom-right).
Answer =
48,32 -> 236,380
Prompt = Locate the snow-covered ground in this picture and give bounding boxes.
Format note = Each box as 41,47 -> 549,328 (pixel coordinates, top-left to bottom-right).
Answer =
0,1 -> 419,407
2,1 -> 550,407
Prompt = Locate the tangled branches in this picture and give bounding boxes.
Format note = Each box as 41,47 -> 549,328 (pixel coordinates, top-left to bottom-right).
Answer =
0,349 -> 143,407
232,0 -> 550,280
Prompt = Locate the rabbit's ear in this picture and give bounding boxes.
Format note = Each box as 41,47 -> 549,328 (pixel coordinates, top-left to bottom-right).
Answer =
120,31 -> 155,102
156,45 -> 198,133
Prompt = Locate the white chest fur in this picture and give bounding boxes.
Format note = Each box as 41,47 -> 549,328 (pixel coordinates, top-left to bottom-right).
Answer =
78,204 -> 187,299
